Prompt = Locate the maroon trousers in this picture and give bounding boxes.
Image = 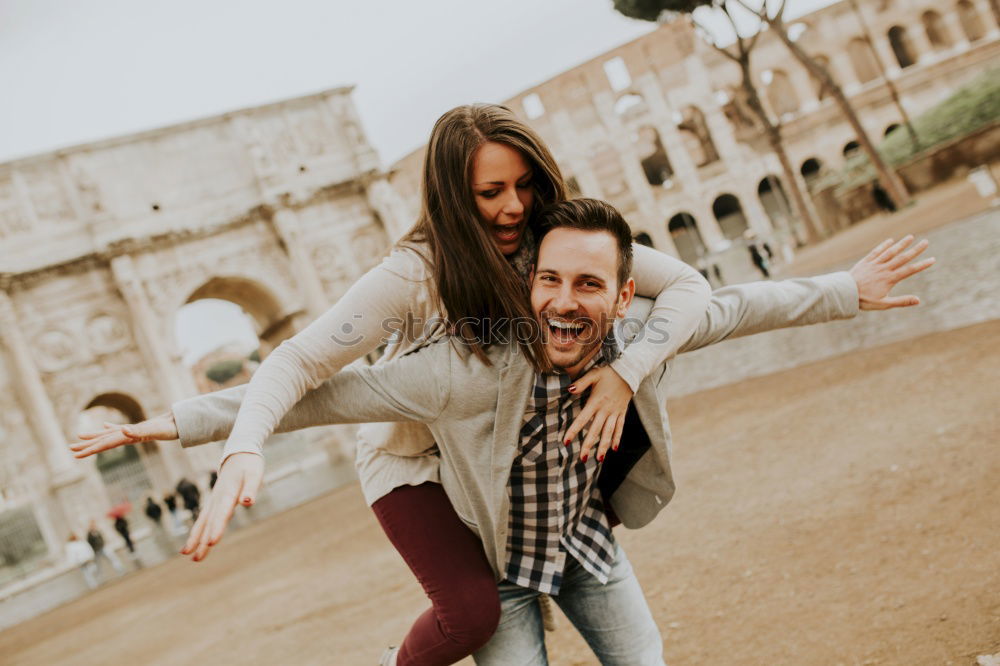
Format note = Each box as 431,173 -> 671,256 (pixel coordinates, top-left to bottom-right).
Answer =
371,482 -> 501,666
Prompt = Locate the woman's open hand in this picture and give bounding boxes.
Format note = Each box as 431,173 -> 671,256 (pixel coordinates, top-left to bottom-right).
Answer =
71,413 -> 178,458
563,366 -> 634,464
182,452 -> 264,562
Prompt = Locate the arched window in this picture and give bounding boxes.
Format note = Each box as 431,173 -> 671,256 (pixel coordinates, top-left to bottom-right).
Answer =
667,212 -> 706,265
884,123 -> 901,137
677,106 -> 719,167
79,394 -> 154,506
633,232 -> 655,248
758,176 -> 793,230
636,126 -> 674,186
888,26 -> 917,68
922,10 -> 954,49
801,158 -> 823,190
767,69 -> 800,116
843,140 -> 862,159
712,194 -> 749,240
847,37 -> 879,84
957,0 -> 987,41
810,55 -> 833,100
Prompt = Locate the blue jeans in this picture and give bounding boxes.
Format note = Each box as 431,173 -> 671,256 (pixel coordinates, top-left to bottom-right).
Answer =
473,544 -> 665,665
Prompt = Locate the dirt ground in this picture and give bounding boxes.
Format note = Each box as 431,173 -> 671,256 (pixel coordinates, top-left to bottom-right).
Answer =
2,319 -> 997,666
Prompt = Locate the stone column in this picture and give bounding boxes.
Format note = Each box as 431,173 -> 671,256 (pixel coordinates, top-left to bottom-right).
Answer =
943,12 -> 972,48
593,91 -> 688,256
549,110 -> 605,199
907,21 -> 935,62
365,177 -> 413,242
972,0 -> 1000,38
830,51 -> 861,92
270,208 -> 329,318
110,256 -> 193,480
703,106 -> 743,168
0,292 -> 84,558
0,293 -> 81,485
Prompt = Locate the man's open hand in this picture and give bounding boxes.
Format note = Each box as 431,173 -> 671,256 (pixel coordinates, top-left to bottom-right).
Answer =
72,413 -> 178,458
181,452 -> 264,562
850,235 -> 934,310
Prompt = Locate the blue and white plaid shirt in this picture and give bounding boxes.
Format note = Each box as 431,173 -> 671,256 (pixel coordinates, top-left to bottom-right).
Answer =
504,336 -> 620,595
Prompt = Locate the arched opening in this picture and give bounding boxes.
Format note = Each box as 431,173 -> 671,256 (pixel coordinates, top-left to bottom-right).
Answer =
801,158 -> 823,190
636,126 -> 674,186
79,394 -> 154,507
884,123 -> 902,137
712,194 -> 749,240
810,55 -> 833,100
758,176 -> 793,231
922,10 -> 954,49
766,69 -> 800,116
613,93 -> 646,119
847,37 -> 879,84
888,26 -> 918,68
843,140 -> 862,159
668,213 -> 706,265
633,232 -> 655,248
957,0 -> 987,41
677,106 -> 719,166
0,507 -> 48,587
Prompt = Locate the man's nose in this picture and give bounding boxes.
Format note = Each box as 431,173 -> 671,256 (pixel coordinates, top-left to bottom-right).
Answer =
551,284 -> 578,313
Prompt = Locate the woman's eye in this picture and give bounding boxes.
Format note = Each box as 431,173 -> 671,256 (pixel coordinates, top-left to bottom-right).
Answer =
516,181 -> 532,190
478,190 -> 499,199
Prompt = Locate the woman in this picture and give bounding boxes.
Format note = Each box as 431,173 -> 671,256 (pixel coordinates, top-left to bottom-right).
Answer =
76,104 -> 711,665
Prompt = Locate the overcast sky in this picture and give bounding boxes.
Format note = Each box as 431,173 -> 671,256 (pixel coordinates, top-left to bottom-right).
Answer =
3,0 -> 836,364
1,0 -> 837,167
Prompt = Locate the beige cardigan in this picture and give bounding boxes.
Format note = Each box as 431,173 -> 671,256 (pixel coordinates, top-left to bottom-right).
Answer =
217,242 -> 710,505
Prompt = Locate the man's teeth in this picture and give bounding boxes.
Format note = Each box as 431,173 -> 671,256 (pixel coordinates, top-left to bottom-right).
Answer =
550,320 -> 584,331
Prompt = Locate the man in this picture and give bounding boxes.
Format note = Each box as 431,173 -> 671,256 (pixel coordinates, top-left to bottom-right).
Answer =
73,199 -> 932,664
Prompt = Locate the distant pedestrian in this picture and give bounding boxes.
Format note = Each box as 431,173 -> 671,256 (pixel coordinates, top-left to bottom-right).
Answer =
176,478 -> 201,521
86,520 -> 123,577
745,231 -> 773,279
113,515 -> 134,553
144,496 -> 162,524
66,534 -> 98,589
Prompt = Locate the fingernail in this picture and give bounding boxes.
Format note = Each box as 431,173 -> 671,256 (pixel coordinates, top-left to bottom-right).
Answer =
613,444 -> 619,451
597,454 -> 604,462
564,438 -> 571,447
581,453 -> 588,462
568,385 -> 576,393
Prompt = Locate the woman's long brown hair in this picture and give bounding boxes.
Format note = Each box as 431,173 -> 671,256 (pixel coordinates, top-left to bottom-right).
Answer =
401,104 -> 567,370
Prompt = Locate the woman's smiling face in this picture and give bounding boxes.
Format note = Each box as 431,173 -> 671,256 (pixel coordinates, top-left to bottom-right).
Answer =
471,141 -> 534,256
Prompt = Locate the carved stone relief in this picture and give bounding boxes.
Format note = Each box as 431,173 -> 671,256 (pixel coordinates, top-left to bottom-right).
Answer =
0,174 -> 31,238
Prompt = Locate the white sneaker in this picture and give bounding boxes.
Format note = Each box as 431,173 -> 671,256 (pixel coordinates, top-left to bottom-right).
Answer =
378,646 -> 398,666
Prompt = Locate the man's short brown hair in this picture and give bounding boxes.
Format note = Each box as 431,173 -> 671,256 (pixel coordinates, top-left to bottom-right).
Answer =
535,198 -> 634,288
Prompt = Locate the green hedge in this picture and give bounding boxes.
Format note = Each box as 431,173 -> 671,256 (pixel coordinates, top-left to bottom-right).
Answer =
206,358 -> 244,384
829,68 -> 1000,190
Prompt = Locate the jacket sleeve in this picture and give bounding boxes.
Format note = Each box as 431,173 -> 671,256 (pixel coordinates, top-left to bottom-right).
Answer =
609,243 -> 711,391
175,339 -> 453,448
677,272 -> 860,354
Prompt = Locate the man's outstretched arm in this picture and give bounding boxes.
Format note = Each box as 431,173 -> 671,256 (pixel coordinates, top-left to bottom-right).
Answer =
678,235 -> 933,353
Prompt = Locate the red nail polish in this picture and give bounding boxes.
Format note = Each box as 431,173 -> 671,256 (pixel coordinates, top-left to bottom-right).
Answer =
568,385 -> 576,392
581,453 -> 588,462
564,438 -> 571,447
597,454 -> 604,462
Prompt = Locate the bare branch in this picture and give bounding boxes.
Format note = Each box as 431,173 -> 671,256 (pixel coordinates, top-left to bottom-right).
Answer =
694,15 -> 741,61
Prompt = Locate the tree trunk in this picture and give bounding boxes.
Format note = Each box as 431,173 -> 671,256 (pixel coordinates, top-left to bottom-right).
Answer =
767,15 -> 911,209
736,58 -> 824,243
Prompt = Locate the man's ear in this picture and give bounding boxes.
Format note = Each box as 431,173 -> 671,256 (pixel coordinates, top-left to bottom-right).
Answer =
616,277 -> 636,318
